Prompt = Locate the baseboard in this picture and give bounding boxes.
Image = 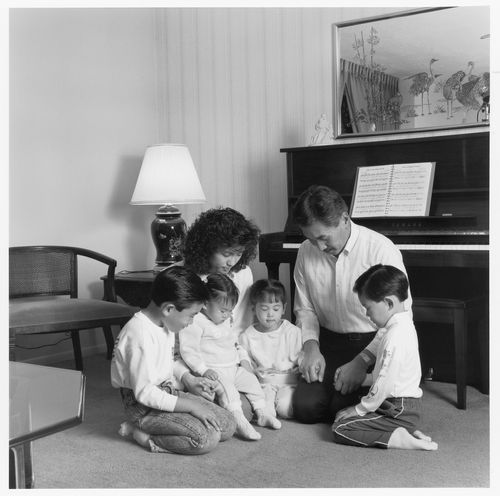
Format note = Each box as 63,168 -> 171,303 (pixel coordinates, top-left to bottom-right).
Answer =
19,343 -> 108,366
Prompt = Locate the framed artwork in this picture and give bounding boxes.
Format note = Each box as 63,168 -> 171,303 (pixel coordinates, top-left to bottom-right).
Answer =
332,6 -> 490,138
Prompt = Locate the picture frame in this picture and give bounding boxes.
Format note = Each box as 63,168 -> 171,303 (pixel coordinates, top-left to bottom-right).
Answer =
332,6 -> 490,138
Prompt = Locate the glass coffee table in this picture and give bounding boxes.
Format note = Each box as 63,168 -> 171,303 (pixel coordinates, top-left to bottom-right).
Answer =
9,362 -> 86,489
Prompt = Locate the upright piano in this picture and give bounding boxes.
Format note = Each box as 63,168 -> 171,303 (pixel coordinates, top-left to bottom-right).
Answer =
259,129 -> 489,385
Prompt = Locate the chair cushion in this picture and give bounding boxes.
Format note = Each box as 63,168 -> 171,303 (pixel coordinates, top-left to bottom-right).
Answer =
10,299 -> 137,334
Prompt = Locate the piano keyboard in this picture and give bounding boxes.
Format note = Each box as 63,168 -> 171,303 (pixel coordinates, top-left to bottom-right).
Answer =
282,243 -> 489,251
395,244 -> 488,251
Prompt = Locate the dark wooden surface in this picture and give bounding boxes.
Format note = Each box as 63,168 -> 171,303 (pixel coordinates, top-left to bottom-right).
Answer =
101,271 -> 155,308
9,299 -> 135,333
281,131 -> 489,235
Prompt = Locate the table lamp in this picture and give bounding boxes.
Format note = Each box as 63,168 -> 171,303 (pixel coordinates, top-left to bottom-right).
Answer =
130,144 -> 206,272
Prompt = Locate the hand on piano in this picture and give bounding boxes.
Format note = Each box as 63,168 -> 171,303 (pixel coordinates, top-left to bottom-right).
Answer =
299,340 -> 326,383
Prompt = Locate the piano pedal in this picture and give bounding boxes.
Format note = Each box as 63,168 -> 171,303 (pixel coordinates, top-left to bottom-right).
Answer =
423,367 -> 434,382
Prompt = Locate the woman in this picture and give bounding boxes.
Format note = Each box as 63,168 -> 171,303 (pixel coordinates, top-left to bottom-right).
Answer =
183,207 -> 260,335
183,207 -> 260,421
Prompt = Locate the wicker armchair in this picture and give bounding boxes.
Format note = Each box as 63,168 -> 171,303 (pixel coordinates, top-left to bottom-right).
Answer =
9,246 -> 136,370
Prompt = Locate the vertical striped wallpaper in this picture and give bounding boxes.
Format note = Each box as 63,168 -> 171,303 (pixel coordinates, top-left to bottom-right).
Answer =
154,7 -> 390,236
151,7 -> 392,289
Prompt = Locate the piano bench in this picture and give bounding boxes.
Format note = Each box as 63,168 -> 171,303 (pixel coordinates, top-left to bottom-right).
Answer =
412,295 -> 488,410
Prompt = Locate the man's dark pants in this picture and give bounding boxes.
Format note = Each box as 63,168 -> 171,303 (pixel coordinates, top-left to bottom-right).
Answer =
292,328 -> 376,424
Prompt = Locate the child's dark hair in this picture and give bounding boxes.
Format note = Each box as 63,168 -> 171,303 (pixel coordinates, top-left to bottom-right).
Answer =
249,279 -> 287,306
183,207 -> 260,275
150,266 -> 209,310
205,273 -> 239,308
353,264 -> 408,302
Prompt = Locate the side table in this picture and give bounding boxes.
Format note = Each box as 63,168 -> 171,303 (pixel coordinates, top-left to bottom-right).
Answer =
101,270 -> 155,308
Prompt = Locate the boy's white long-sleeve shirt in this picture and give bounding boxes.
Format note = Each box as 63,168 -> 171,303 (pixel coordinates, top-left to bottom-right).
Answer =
179,312 -> 248,376
110,311 -> 188,412
355,311 -> 423,416
239,320 -> 303,373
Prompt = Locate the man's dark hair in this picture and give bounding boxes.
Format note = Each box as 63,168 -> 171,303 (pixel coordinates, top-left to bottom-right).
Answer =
353,264 -> 409,302
150,265 -> 209,310
292,185 -> 348,227
183,207 -> 260,275
249,278 -> 287,306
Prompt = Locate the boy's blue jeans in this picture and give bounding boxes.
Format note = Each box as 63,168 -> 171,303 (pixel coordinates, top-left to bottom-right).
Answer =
120,386 -> 236,455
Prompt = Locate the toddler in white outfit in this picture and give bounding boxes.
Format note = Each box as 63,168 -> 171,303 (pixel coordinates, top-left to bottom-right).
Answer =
179,273 -> 281,440
240,279 -> 303,420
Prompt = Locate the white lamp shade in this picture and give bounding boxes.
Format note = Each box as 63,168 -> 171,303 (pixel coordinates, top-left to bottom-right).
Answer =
130,144 -> 206,205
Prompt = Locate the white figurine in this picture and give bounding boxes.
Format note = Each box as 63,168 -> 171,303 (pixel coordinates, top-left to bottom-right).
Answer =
309,113 -> 335,146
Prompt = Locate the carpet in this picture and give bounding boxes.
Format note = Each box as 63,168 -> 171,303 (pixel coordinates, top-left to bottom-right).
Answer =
31,353 -> 489,488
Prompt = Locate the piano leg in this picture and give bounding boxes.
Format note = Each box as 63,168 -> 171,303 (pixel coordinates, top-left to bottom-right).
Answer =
478,315 -> 489,394
264,262 -> 280,281
453,306 -> 467,410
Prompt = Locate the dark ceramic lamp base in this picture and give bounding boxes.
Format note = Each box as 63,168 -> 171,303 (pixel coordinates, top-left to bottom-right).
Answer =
151,204 -> 186,272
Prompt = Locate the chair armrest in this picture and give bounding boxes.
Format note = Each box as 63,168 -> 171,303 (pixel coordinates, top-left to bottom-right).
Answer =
73,247 -> 118,268
73,248 -> 118,302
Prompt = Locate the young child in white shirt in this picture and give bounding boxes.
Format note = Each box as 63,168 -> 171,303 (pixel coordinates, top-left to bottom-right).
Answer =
240,279 -> 303,420
111,266 -> 236,455
332,264 -> 438,450
179,273 -> 281,441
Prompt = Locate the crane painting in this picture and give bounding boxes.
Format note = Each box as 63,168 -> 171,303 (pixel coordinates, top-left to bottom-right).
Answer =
404,58 -> 441,116
442,70 -> 466,119
456,61 -> 490,122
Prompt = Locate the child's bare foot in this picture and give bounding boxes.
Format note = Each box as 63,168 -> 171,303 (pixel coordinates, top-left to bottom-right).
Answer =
388,427 -> 438,450
255,409 -> 281,429
118,421 -> 154,449
118,421 -> 134,438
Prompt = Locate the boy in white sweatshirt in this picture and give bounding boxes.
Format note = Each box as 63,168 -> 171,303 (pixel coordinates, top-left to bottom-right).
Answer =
332,264 -> 438,450
111,266 -> 235,455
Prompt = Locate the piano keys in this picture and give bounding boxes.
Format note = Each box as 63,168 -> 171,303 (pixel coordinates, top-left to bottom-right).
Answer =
394,244 -> 488,251
283,242 -> 489,251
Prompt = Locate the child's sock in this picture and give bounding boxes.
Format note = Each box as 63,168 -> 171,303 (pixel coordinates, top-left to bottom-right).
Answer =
255,408 -> 282,429
233,410 -> 261,440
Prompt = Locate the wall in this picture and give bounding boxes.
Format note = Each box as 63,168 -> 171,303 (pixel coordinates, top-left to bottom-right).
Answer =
10,8 -> 160,362
10,6 -> 390,364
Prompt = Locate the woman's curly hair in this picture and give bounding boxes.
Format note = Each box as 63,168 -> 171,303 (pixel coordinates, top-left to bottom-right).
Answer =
183,207 -> 260,275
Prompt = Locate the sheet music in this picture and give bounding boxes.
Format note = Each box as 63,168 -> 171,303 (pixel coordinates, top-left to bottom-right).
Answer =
350,162 -> 435,218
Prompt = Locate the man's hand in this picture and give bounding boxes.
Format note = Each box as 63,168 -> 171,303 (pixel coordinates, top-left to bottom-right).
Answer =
182,373 -> 216,401
299,340 -> 326,383
334,405 -> 358,423
334,355 -> 367,394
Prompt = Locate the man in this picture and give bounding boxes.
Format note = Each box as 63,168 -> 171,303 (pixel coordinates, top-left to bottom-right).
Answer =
291,185 -> 412,423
